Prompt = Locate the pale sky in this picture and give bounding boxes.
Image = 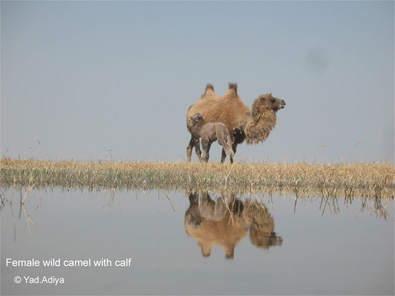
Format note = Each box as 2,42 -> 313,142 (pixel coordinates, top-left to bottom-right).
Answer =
1,1 -> 394,163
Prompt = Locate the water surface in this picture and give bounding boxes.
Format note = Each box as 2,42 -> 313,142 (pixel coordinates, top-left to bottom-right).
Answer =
1,188 -> 393,295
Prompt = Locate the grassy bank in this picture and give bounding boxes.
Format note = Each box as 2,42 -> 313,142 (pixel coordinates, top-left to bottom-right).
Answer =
1,159 -> 394,199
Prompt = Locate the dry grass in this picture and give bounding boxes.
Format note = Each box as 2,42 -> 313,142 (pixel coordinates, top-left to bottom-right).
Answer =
1,158 -> 394,199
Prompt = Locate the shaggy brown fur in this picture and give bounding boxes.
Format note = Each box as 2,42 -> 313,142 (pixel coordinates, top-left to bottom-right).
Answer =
190,113 -> 235,163
199,83 -> 217,100
184,191 -> 282,258
243,199 -> 283,249
186,83 -> 285,162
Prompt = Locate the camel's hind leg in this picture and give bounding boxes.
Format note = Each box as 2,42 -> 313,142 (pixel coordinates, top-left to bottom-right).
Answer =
221,143 -> 237,164
187,137 -> 201,162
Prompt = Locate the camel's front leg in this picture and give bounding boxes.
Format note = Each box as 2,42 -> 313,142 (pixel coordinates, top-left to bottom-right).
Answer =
232,143 -> 238,155
221,143 -> 237,163
221,148 -> 235,164
222,143 -> 238,163
201,140 -> 211,163
194,138 -> 202,160
222,131 -> 238,163
227,149 -> 235,164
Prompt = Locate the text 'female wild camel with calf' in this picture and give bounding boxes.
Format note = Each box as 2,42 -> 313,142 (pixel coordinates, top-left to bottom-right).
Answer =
186,83 -> 286,162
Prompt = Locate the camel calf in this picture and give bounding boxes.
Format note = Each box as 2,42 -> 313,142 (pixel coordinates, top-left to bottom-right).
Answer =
190,113 -> 235,163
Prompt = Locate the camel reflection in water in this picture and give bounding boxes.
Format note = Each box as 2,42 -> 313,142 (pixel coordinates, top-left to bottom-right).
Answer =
184,191 -> 282,259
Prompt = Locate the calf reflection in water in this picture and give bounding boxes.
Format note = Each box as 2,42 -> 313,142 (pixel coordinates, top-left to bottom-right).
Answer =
184,191 -> 282,259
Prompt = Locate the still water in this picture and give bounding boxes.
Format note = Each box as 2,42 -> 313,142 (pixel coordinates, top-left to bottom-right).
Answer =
1,188 -> 394,295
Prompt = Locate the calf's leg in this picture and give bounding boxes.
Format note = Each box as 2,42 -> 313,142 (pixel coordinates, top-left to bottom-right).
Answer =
200,139 -> 211,163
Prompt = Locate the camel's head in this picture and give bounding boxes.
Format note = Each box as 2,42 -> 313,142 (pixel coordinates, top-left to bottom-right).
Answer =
252,94 -> 286,117
190,113 -> 204,125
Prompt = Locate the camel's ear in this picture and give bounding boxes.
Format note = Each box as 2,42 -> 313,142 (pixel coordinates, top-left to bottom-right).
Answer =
228,83 -> 238,93
191,113 -> 204,121
191,113 -> 201,122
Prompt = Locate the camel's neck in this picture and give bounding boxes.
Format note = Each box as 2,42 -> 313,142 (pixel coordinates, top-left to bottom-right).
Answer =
192,121 -> 204,137
244,110 -> 277,145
